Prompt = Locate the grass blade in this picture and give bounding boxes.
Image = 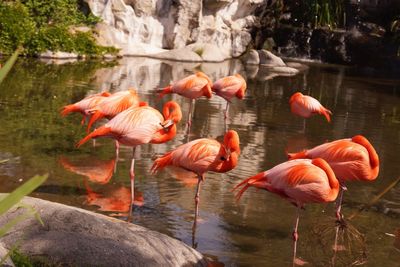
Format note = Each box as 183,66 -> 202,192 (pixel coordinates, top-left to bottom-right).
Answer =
0,47 -> 21,86
0,174 -> 48,216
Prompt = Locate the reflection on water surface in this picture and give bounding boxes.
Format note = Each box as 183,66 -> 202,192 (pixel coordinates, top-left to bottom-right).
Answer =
0,57 -> 399,266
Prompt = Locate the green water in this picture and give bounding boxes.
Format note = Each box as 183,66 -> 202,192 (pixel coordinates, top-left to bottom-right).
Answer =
0,57 -> 399,266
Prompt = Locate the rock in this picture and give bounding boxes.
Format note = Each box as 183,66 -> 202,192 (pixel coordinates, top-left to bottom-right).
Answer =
84,0 -> 268,59
270,66 -> 299,75
0,195 -> 207,267
187,43 -> 230,62
0,243 -> 14,267
243,49 -> 260,65
258,50 -> 286,67
39,51 -> 79,59
152,47 -> 203,62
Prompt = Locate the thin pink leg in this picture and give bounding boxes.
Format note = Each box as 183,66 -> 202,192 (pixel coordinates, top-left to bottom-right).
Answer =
292,206 -> 300,267
114,141 -> 120,173
128,146 -> 136,221
224,101 -> 229,119
192,174 -> 203,249
335,185 -> 347,221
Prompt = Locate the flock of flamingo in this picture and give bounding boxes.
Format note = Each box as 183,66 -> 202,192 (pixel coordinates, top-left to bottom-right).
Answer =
61,71 -> 379,264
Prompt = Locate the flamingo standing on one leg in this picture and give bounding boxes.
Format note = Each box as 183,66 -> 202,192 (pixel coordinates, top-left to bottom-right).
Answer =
159,72 -> 212,137
61,91 -> 111,125
211,73 -> 247,120
234,158 -> 339,267
289,92 -> 332,131
151,130 -> 240,244
287,135 -> 379,221
76,101 -> 182,218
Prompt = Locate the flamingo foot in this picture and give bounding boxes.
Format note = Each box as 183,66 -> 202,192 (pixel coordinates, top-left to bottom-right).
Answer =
292,231 -> 299,242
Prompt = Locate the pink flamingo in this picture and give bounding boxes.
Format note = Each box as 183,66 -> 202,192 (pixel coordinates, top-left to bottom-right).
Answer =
86,88 -> 145,132
234,158 -> 339,266
76,101 -> 182,216
61,91 -> 111,125
211,74 -> 247,119
151,130 -> 240,223
159,72 -> 212,128
287,135 -> 379,220
289,92 -> 332,131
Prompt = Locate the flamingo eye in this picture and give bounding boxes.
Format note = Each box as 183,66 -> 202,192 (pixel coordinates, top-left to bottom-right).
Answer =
220,156 -> 226,161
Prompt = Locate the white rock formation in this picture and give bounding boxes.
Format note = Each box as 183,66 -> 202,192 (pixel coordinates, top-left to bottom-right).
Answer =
85,0 -> 266,61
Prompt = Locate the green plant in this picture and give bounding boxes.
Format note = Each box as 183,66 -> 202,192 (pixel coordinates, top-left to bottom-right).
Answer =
0,0 -> 116,56
0,49 -> 48,265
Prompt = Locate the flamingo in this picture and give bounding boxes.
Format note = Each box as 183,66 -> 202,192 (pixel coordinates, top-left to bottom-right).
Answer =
86,88 -> 145,132
76,101 -> 182,217
159,71 -> 213,131
234,158 -> 339,266
151,130 -> 240,233
211,73 -> 247,119
287,135 -> 379,220
289,92 -> 332,131
61,91 -> 111,125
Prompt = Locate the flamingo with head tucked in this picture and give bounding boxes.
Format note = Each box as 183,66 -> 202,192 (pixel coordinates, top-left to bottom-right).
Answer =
61,91 -> 111,126
76,101 -> 182,217
151,130 -> 240,223
234,158 -> 339,266
287,135 -> 379,220
289,92 -> 332,127
159,72 -> 212,130
211,73 -> 247,119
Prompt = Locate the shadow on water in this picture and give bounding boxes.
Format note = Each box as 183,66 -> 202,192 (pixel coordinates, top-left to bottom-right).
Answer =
0,57 -> 399,266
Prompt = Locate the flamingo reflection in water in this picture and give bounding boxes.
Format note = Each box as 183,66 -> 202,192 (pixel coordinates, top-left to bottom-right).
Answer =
151,130 -> 240,246
60,156 -> 144,217
77,101 -> 182,219
234,158 -> 339,266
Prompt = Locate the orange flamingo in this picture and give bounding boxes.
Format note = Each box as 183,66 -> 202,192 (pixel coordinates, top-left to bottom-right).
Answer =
151,130 -> 240,222
159,72 -> 213,128
211,74 -> 247,119
86,88 -> 145,132
287,135 -> 379,220
234,158 -> 339,266
289,92 -> 332,123
76,101 -> 182,215
59,156 -> 115,185
61,91 -> 111,125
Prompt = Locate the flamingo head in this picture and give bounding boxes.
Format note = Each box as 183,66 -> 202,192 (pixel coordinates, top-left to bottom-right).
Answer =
223,130 -> 240,155
289,92 -> 303,104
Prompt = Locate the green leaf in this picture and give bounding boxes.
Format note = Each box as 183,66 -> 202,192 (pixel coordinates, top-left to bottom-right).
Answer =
0,47 -> 21,85
0,174 -> 48,216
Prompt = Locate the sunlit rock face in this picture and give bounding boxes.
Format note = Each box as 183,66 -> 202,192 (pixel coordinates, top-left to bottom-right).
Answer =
85,0 -> 265,60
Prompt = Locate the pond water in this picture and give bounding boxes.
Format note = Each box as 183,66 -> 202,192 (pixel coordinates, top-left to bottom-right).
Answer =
0,57 -> 399,266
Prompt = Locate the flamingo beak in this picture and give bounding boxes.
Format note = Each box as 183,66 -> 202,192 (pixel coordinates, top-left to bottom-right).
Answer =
160,119 -> 174,130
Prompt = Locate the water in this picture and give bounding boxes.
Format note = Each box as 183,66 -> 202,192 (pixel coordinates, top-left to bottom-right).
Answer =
0,57 -> 399,266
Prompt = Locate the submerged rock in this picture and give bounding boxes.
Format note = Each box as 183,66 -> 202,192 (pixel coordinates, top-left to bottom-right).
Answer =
0,195 -> 207,267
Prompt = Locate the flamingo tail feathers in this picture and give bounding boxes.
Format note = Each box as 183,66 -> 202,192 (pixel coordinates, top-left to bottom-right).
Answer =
61,104 -> 80,117
233,172 -> 266,201
151,152 -> 173,174
76,126 -> 112,148
158,86 -> 173,99
321,108 -> 332,122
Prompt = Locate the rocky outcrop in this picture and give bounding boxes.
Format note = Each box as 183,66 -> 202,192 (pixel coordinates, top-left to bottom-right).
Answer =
0,195 -> 207,267
85,0 -> 267,60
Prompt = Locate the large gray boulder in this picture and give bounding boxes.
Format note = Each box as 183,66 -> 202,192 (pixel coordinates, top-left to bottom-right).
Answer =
0,195 -> 207,267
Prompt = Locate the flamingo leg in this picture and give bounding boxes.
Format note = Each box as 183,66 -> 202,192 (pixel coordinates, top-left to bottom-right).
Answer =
335,184 -> 347,221
186,99 -> 195,141
292,206 -> 301,267
81,115 -> 86,125
224,101 -> 230,119
192,174 -> 203,249
114,140 -> 120,173
128,146 -> 136,222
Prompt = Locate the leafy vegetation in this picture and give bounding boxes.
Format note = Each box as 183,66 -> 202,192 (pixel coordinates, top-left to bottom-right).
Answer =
0,0 -> 117,56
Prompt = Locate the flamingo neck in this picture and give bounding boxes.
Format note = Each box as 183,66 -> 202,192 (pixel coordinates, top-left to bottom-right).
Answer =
151,124 -> 177,144
217,152 -> 239,173
312,158 -> 340,200
352,135 -> 380,179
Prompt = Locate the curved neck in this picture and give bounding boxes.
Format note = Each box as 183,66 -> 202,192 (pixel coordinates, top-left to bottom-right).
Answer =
217,152 -> 239,173
312,158 -> 339,199
151,124 -> 177,144
352,135 -> 379,169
